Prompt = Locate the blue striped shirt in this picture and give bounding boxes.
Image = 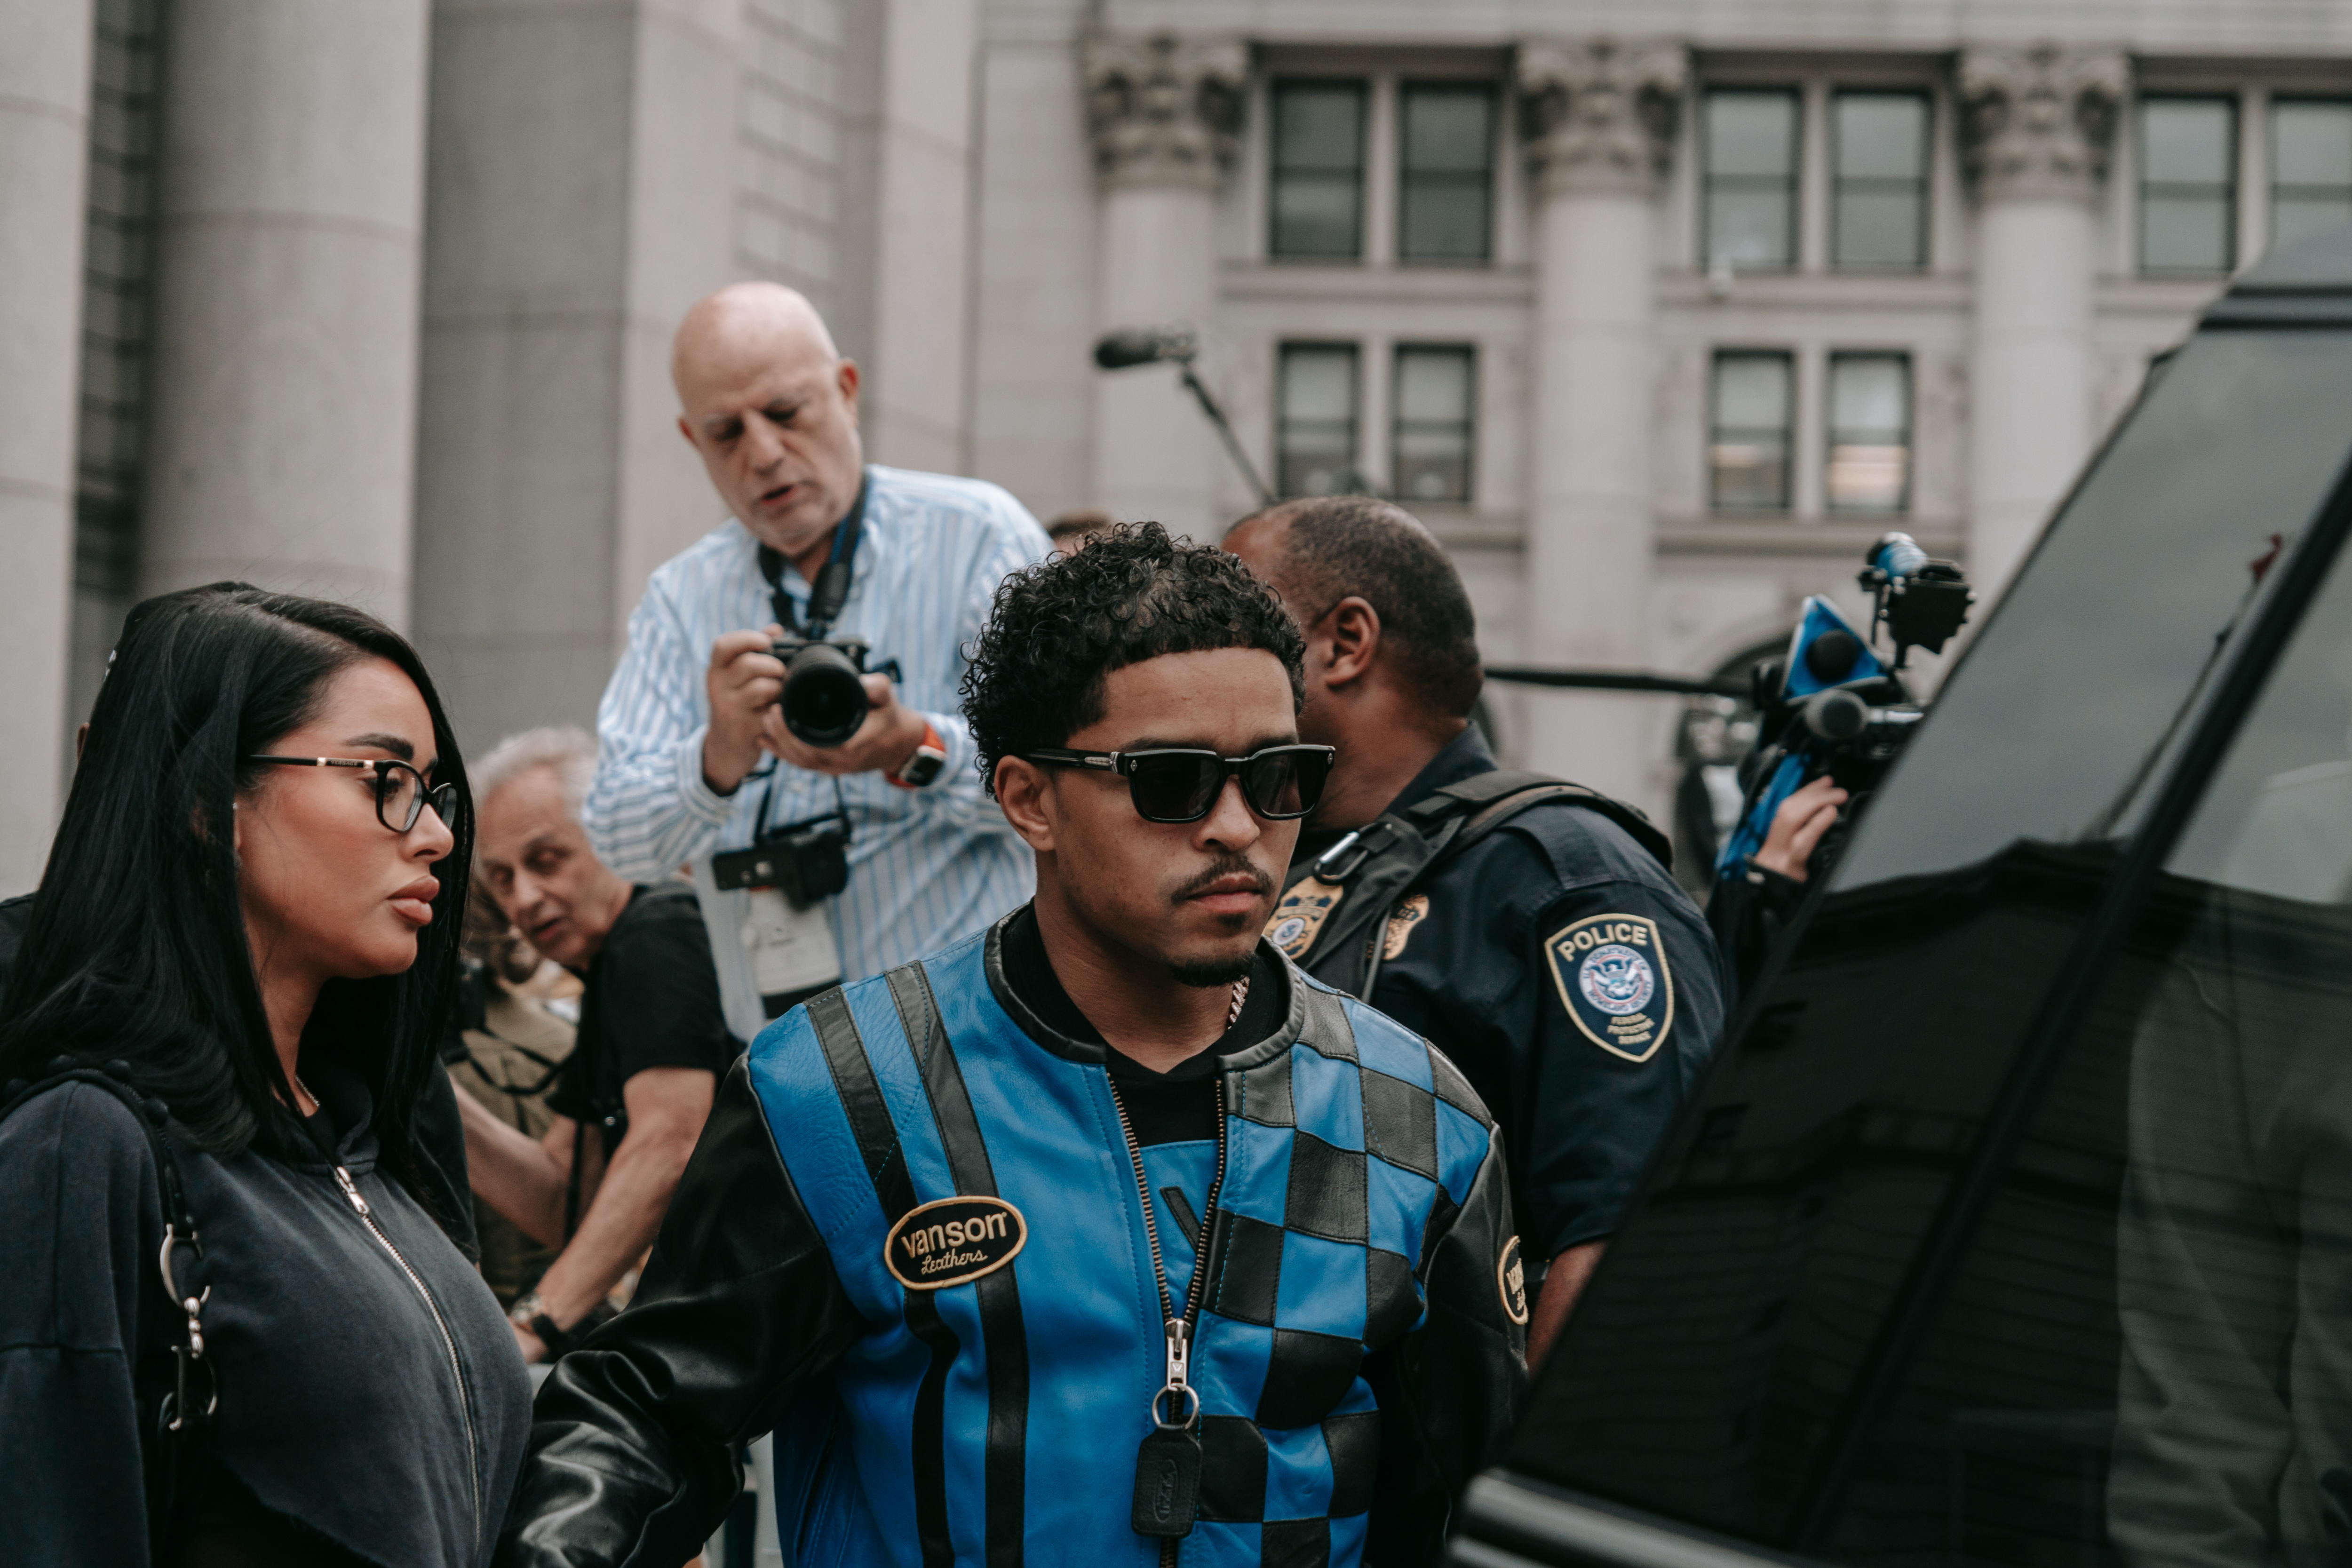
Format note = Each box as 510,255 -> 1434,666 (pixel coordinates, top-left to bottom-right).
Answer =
585,465 -> 1050,1027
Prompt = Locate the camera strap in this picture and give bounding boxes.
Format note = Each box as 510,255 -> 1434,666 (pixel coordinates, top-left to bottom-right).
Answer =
755,474 -> 868,639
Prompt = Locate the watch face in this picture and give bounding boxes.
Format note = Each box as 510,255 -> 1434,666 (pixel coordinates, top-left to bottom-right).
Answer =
901,749 -> 946,787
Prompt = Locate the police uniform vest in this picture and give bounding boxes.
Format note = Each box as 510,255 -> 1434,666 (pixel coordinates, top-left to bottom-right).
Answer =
1272,770 -> 1672,1001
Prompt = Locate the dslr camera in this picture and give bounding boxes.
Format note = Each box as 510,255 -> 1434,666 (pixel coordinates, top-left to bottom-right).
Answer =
771,636 -> 899,749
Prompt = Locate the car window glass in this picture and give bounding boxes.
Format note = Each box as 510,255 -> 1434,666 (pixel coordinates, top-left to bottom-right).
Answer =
1832,332 -> 2352,891
1806,530 -> 2352,1568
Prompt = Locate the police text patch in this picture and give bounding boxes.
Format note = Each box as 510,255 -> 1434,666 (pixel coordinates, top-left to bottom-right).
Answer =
884,1195 -> 1027,1290
1544,913 -> 1676,1063
1267,878 -> 1346,960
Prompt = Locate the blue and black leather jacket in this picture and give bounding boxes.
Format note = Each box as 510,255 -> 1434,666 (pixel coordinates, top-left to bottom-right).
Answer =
499,913 -> 1529,1567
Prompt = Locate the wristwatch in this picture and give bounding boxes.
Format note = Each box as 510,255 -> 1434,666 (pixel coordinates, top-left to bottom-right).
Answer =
889,722 -> 947,789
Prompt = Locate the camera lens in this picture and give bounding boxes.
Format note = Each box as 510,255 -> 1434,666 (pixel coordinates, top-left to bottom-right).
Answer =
781,643 -> 870,747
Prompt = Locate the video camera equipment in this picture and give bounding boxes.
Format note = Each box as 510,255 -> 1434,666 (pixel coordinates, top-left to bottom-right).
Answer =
1715,533 -> 1974,880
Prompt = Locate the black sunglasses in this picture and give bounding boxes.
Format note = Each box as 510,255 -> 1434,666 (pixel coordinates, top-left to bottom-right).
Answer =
1025,744 -> 1335,824
245,756 -> 461,834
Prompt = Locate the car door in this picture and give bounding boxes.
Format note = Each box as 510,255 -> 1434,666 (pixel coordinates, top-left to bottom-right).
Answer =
1456,230 -> 2352,1568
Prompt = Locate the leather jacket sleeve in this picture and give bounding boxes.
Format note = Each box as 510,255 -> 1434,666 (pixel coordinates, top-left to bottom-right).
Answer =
497,1058 -> 868,1568
1365,1126 -> 1531,1566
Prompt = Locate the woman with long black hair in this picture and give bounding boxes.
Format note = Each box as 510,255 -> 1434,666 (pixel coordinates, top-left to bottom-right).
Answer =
0,584 -> 531,1565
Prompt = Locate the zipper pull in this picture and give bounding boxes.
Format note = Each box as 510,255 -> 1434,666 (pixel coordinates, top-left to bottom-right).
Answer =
331,1164 -> 371,1218
1164,1317 -> 1191,1393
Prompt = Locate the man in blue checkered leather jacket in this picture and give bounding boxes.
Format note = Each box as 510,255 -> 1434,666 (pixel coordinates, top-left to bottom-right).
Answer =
499,523 -> 1528,1568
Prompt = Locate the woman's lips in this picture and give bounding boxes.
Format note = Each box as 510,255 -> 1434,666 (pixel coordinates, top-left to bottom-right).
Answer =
389,878 -> 439,926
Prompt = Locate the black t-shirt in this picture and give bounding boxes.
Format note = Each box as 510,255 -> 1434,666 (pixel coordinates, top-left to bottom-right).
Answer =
549,884 -> 741,1153
996,903 -> 1283,1146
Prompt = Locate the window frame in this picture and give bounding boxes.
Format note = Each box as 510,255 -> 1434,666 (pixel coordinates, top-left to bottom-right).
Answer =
1395,80 -> 1497,265
1823,350 -> 1915,517
1389,342 -> 1478,505
1707,348 -> 1796,515
2137,93 -> 2241,277
1267,77 -> 1369,262
1701,86 -> 1804,274
1828,89 -> 1931,272
1273,341 -> 1363,499
2269,95 -> 2352,255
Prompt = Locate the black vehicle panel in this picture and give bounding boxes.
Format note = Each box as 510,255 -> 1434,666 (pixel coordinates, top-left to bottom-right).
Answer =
1485,231 -> 2352,1568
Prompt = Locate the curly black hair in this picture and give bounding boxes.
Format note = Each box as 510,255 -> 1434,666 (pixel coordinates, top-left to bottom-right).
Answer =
961,521 -> 1307,795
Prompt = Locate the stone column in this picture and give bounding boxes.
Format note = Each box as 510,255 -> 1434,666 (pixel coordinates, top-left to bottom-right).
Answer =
1959,44 -> 2129,595
1515,39 -> 1686,810
0,0 -> 95,887
1083,32 -> 1246,538
140,0 -> 431,626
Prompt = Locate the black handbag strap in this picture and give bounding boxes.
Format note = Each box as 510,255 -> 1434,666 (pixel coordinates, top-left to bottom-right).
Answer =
1,1059 -> 214,1558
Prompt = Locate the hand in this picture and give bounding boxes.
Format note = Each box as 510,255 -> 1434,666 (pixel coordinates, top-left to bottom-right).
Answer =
1754,775 -> 1848,883
702,625 -> 787,796
512,1320 -> 548,1365
765,672 -> 929,779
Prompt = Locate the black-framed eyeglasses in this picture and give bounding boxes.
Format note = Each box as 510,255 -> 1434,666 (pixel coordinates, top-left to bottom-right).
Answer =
1024,744 -> 1336,824
244,756 -> 461,834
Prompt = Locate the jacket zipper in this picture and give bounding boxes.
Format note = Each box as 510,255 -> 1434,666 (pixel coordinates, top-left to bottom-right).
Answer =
1105,1077 -> 1229,1568
329,1162 -> 484,1555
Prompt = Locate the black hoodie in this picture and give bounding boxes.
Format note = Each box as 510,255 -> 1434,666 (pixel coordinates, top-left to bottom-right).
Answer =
0,1060 -> 531,1565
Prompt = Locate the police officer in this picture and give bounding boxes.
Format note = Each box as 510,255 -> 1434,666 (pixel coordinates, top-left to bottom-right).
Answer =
499,523 -> 1526,1568
1226,496 -> 1726,1368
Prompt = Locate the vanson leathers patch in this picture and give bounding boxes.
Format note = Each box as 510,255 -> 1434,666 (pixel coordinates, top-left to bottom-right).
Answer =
1544,913 -> 1676,1063
884,1195 -> 1027,1289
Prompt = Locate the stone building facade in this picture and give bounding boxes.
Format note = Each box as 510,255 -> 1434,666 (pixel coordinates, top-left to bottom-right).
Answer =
5,0 -> 2350,889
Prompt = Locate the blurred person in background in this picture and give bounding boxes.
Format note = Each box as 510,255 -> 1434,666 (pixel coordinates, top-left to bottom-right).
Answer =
1047,506 -> 1112,556
1227,497 -> 1727,1368
445,887 -> 580,1310
587,282 -> 1051,1042
0,584 -> 528,1565
461,727 -> 739,1364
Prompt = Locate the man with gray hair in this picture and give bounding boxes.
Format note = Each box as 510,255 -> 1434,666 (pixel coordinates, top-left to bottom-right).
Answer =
588,281 -> 1051,1039
458,726 -> 740,1363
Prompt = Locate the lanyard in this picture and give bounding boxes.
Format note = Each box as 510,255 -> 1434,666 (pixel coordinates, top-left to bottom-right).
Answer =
755,474 -> 868,639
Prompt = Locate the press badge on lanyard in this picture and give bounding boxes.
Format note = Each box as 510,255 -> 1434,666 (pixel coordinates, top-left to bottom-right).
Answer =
741,887 -> 842,1010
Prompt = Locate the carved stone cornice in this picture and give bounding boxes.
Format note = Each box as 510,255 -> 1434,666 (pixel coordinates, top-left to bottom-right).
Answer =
1516,38 -> 1689,199
1958,43 -> 2131,203
1083,32 -> 1248,192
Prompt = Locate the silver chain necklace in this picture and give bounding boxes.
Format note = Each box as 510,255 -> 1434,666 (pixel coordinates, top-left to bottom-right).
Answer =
1226,976 -> 1250,1030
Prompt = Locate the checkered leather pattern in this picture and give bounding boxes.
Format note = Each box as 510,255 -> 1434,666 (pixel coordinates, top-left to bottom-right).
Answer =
1181,979 -> 1499,1561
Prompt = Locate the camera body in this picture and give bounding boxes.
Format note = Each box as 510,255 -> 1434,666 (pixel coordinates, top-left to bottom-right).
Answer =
771,636 -> 880,748
711,817 -> 850,907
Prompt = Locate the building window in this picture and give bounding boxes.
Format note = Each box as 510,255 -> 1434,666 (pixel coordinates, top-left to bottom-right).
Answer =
1270,80 -> 1367,260
1398,83 -> 1495,263
1826,353 -> 1912,516
1703,89 -> 1801,271
2272,98 -> 2352,253
1831,91 -> 1930,270
2140,96 -> 2238,274
1708,351 -> 1793,512
1391,345 -> 1476,503
1276,344 -> 1360,497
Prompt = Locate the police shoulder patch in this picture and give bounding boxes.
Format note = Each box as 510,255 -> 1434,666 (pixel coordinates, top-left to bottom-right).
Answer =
1498,1235 -> 1530,1326
884,1195 -> 1027,1290
1266,877 -> 1346,960
1544,912 -> 1675,1063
